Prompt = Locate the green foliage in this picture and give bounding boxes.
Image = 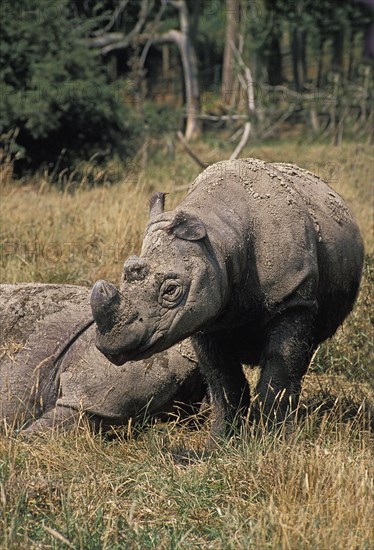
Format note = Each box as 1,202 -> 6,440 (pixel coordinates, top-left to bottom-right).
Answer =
143,102 -> 183,137
266,0 -> 371,34
248,0 -> 372,83
0,0 -> 141,172
0,0 -> 372,173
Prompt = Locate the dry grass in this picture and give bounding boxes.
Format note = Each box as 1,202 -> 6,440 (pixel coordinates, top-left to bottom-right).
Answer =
0,408 -> 372,549
1,140 -> 372,285
0,140 -> 373,548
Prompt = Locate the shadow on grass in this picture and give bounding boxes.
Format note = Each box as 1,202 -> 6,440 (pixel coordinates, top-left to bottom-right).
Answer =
168,390 -> 374,465
7,388 -> 372,466
298,392 -> 374,433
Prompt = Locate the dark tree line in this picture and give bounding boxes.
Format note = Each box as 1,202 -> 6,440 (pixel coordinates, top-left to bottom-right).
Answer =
0,0 -> 372,174
257,0 -> 373,90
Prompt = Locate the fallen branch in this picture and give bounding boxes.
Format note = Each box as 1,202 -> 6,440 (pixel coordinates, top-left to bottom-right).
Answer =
259,107 -> 296,140
229,127 -> 244,142
190,114 -> 248,122
177,131 -> 208,168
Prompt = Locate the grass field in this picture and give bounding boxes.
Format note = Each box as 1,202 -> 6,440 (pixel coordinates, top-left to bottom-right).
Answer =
0,140 -> 373,548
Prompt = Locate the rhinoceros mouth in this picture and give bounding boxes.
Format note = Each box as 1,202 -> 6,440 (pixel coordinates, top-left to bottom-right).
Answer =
96,331 -> 169,366
103,336 -> 166,366
105,351 -> 130,366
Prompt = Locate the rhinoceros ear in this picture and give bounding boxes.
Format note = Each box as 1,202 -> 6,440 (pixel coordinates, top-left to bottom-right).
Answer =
166,210 -> 207,241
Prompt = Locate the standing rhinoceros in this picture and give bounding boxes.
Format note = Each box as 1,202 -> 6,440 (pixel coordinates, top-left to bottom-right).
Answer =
0,284 -> 205,434
91,159 -> 364,446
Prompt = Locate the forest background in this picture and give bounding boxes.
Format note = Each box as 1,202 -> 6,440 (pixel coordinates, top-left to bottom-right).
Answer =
1,0 -> 373,176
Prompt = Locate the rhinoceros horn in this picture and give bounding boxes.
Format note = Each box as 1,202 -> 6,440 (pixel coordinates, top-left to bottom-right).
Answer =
90,280 -> 120,331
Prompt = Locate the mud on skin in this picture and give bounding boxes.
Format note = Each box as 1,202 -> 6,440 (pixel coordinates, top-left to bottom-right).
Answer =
0,284 -> 205,434
91,158 -> 364,447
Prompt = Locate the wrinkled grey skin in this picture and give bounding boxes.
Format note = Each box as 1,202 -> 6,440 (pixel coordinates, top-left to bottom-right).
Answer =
0,284 -> 205,434
91,159 -> 364,444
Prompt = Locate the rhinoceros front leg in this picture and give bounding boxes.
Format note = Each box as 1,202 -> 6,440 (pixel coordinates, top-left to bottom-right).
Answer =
256,308 -> 316,426
192,333 -> 250,447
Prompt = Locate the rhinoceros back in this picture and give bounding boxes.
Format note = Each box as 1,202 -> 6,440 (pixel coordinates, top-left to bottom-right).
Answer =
186,158 -> 364,341
270,163 -> 364,339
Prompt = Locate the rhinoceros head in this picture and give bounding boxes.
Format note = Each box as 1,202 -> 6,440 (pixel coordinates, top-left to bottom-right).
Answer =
90,192 -> 225,365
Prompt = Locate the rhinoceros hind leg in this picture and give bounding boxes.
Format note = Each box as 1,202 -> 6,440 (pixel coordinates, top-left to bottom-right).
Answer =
256,308 -> 316,427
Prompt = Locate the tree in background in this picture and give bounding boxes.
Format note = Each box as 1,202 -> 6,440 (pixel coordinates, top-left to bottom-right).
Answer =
88,0 -> 201,140
0,0 -> 140,172
221,0 -> 241,105
246,0 -> 372,86
0,0 -> 372,174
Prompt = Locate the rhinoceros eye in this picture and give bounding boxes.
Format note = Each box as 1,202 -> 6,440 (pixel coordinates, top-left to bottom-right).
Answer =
159,279 -> 183,307
165,283 -> 177,295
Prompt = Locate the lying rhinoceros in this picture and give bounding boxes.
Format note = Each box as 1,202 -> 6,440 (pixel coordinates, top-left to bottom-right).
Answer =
91,159 -> 364,445
0,284 -> 205,434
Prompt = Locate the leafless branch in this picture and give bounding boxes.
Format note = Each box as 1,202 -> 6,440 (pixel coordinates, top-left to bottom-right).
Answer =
229,127 -> 245,142
89,0 -> 151,54
229,122 -> 251,160
139,0 -> 168,69
189,114 -> 248,121
94,0 -> 130,35
88,0 -> 200,140
88,32 -> 125,49
230,40 -> 255,113
260,107 -> 296,140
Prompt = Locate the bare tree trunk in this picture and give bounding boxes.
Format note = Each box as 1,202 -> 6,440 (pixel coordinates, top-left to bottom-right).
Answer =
347,29 -> 355,80
169,29 -> 201,140
137,1 -> 201,140
267,33 -> 283,86
300,30 -> 307,85
316,36 -> 325,88
291,28 -> 306,90
88,0 -> 201,140
175,0 -> 201,140
332,30 -> 344,73
138,1 -> 201,140
265,0 -> 283,86
221,0 -> 240,105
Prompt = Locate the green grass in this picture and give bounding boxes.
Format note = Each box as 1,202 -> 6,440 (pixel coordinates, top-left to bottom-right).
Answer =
0,139 -> 373,549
